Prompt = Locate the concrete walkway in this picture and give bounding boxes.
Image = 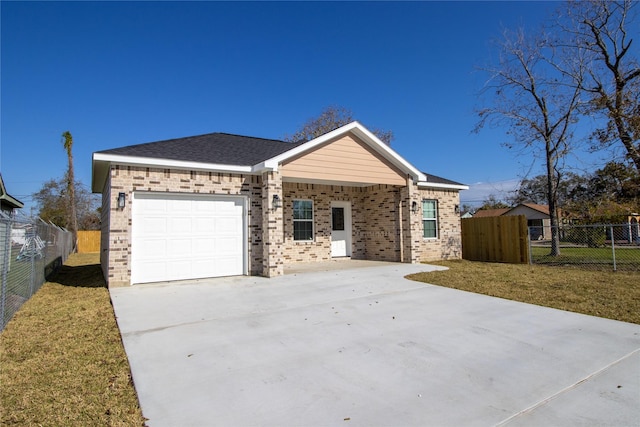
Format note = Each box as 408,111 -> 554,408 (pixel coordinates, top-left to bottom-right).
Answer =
110,264 -> 640,426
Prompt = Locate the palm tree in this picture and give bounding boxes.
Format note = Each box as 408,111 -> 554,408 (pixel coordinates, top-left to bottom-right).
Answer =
61,131 -> 78,247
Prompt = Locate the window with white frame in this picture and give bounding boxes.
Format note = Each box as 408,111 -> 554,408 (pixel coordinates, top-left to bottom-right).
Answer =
422,200 -> 438,238
293,199 -> 313,241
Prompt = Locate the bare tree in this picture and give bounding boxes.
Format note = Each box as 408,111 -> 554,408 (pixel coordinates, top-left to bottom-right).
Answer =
562,0 -> 640,169
283,106 -> 394,145
476,28 -> 585,256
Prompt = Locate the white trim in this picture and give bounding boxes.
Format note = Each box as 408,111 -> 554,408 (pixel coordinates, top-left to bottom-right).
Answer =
259,121 -> 427,182
292,199 -> 314,242
422,199 -> 439,239
93,153 -> 254,174
417,181 -> 469,191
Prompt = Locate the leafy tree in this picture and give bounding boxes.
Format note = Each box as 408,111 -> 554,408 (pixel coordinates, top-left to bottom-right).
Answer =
61,131 -> 78,241
476,27 -> 585,256
567,160 -> 640,222
283,106 -> 394,145
561,0 -> 640,169
479,194 -> 510,210
32,177 -> 100,230
509,172 -> 590,207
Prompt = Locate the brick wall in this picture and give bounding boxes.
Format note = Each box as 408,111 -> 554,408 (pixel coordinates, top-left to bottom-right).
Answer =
281,183 -> 404,263
361,185 -> 402,262
104,166 -> 262,286
414,187 -> 463,261
101,164 -> 462,285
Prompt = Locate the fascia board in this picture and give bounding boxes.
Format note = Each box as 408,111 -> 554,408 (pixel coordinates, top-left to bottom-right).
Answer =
0,194 -> 24,208
417,181 -> 469,191
92,152 -> 255,192
348,124 -> 426,182
259,121 -> 427,181
92,153 -> 253,173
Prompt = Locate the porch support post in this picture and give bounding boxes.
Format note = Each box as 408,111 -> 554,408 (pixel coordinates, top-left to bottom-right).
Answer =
402,177 -> 421,263
262,171 -> 284,277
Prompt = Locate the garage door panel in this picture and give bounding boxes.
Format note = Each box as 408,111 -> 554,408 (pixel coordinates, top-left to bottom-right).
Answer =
169,217 -> 193,234
216,217 -> 241,232
193,218 -> 216,233
138,217 -> 168,235
167,239 -> 192,257
132,193 -> 246,284
137,239 -> 167,258
168,198 -> 191,213
193,238 -> 216,252
136,261 -> 167,281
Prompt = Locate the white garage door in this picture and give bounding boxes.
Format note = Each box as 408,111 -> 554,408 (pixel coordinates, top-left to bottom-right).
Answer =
131,192 -> 246,284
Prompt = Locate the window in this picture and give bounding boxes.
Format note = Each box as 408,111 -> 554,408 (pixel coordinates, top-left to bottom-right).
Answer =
332,207 -> 345,231
293,200 -> 313,241
422,200 -> 438,238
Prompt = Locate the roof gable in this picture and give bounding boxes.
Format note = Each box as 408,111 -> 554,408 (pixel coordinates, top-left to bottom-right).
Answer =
260,121 -> 427,182
279,132 -> 407,186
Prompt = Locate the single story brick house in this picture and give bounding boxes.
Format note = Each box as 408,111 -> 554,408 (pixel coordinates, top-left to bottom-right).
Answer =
92,122 -> 468,287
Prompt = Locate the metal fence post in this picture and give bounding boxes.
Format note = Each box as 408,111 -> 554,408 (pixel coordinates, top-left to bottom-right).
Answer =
610,225 -> 617,272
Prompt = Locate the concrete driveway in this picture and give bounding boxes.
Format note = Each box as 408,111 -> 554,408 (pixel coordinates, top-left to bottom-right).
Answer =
110,263 -> 640,427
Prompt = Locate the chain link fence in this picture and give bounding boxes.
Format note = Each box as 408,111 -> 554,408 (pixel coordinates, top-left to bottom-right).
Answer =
1,212 -> 74,331
529,224 -> 640,271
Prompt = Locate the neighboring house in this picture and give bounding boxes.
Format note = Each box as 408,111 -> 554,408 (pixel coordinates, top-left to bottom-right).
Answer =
0,174 -> 24,217
92,122 -> 468,286
473,203 -> 552,240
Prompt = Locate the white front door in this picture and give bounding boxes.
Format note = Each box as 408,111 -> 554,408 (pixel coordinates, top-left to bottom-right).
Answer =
331,201 -> 352,257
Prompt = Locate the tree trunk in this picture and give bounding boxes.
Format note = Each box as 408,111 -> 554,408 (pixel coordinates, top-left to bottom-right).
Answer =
613,115 -> 640,171
545,140 -> 561,256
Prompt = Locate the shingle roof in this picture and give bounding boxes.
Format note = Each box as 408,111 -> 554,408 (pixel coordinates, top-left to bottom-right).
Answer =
473,208 -> 510,217
516,203 -> 550,215
96,132 -> 304,166
423,173 -> 465,187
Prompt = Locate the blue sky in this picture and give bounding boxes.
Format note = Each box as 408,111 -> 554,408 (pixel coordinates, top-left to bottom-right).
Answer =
1,1 -> 614,213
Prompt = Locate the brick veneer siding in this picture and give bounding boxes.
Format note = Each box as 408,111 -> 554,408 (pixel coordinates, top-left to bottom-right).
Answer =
282,183 -> 404,263
102,165 -> 263,286
262,171 -> 284,277
99,164 -> 462,285
414,187 -> 463,261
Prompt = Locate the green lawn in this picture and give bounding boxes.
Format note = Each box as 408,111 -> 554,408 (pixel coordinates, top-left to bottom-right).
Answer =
531,245 -> 640,270
408,259 -> 640,324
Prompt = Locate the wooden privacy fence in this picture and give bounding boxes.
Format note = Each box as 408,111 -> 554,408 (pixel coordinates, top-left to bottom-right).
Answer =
461,215 -> 529,264
77,230 -> 101,253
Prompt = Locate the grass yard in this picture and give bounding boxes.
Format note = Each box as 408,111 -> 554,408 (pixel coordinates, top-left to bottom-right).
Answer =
0,253 -> 145,426
531,245 -> 640,270
407,260 -> 640,324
